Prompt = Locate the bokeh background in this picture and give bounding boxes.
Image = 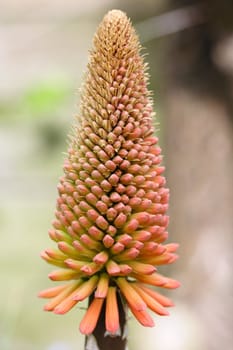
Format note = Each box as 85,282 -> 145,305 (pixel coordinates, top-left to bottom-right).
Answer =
1,1 -> 232,349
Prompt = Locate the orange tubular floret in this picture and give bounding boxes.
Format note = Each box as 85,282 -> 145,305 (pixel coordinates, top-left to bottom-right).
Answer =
139,285 -> 174,307
95,273 -> 109,298
54,288 -> 81,314
106,286 -> 120,334
73,275 -> 99,301
38,284 -> 67,298
131,284 -> 169,316
48,268 -> 82,281
43,282 -> 80,312
164,243 -> 179,252
142,252 -> 179,265
79,298 -> 104,335
40,251 -> 66,268
127,261 -> 156,275
131,272 -> 167,287
116,278 -> 146,311
129,306 -> 155,327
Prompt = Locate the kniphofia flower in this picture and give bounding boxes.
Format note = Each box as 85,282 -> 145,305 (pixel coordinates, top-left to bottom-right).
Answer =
39,9 -> 179,339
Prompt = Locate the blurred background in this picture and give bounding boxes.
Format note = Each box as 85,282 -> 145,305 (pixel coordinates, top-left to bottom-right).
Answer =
1,0 -> 232,349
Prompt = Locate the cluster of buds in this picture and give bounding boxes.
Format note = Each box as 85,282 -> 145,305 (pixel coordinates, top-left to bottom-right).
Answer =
39,9 -> 179,336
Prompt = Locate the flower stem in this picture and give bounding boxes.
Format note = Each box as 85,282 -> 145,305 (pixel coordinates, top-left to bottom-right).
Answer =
85,292 -> 127,350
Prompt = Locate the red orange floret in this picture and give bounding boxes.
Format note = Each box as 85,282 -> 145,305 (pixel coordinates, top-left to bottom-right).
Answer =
79,298 -> 104,335
105,286 -> 120,334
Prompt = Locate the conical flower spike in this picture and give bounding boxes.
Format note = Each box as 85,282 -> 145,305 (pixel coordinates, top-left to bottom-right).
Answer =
39,9 -> 179,347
